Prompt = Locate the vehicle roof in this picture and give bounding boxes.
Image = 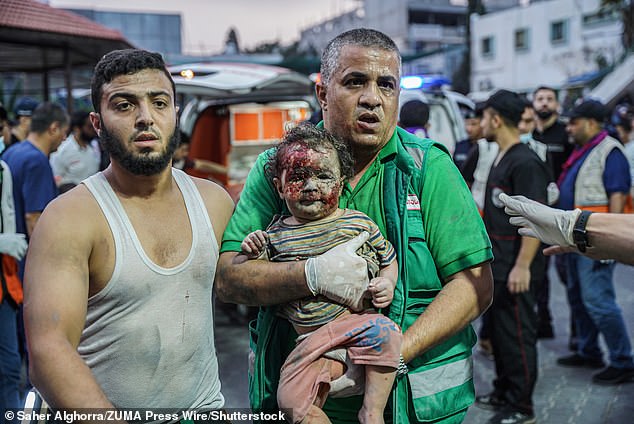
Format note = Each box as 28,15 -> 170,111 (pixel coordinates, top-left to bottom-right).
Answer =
169,62 -> 313,96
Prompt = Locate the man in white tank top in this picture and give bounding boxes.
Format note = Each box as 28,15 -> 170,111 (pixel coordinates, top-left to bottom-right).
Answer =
23,50 -> 234,417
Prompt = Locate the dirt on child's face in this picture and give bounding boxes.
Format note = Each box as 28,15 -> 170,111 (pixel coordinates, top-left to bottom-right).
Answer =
276,145 -> 342,223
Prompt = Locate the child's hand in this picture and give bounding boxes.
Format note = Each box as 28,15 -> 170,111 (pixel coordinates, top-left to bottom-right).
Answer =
368,276 -> 394,309
241,230 -> 269,259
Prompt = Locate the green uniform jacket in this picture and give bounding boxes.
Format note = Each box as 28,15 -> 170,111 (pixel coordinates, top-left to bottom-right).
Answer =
227,128 -> 493,423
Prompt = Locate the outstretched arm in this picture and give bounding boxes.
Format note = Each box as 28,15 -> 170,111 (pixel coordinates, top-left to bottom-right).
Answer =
543,213 -> 634,265
500,193 -> 634,265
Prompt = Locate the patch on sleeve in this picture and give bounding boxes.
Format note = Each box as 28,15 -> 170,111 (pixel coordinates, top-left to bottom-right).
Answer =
407,194 -> 421,210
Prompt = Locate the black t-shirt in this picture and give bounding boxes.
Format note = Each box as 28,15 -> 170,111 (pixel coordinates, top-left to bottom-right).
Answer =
484,143 -> 550,282
459,143 -> 479,184
453,138 -> 473,170
532,120 -> 573,181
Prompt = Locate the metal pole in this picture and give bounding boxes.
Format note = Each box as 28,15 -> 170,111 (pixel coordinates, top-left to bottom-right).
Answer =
41,48 -> 50,101
64,44 -> 73,115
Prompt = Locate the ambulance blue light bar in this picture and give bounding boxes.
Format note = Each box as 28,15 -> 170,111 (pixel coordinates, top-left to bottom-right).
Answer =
401,75 -> 450,90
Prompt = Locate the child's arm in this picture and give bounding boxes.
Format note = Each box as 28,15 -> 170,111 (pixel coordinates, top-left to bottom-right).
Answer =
235,230 -> 269,264
368,260 -> 398,309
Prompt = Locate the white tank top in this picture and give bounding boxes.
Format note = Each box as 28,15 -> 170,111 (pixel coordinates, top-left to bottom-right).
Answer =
79,169 -> 224,410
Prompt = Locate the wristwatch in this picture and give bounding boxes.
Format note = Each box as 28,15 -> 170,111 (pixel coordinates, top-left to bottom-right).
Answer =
572,210 -> 593,253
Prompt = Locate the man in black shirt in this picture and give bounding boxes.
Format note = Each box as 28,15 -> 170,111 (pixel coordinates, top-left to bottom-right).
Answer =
531,86 -> 572,341
532,86 -> 572,181
475,89 -> 551,424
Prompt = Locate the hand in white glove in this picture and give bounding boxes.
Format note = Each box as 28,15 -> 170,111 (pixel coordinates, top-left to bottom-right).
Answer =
499,193 -> 581,247
305,231 -> 370,312
326,348 -> 365,398
0,233 -> 28,260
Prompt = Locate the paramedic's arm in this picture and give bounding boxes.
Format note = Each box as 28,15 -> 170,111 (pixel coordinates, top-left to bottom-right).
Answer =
24,195 -> 120,414
217,232 -> 369,309
217,252 -> 309,304
400,262 -> 492,363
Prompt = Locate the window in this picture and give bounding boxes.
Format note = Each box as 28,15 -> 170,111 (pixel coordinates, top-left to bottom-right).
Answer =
551,20 -> 569,44
481,36 -> 494,58
515,28 -> 530,51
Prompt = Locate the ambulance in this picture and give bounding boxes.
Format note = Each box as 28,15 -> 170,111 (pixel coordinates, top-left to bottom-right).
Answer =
170,62 -> 317,199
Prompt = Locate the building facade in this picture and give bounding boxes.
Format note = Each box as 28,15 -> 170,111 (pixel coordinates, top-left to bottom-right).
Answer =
471,0 -> 623,94
297,0 -> 519,79
66,9 -> 182,55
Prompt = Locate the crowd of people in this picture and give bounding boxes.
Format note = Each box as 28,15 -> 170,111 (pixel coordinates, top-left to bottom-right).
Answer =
451,84 -> 634,423
0,26 -> 632,424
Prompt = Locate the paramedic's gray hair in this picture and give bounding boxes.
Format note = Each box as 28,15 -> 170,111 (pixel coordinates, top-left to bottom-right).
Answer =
320,28 -> 401,87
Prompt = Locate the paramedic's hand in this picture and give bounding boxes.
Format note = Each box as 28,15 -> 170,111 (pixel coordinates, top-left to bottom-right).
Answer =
305,231 -> 370,312
368,277 -> 394,309
328,350 -> 365,398
0,233 -> 27,260
499,193 -> 580,247
240,230 -> 268,259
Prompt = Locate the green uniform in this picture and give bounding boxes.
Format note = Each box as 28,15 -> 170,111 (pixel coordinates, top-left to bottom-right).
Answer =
221,127 -> 493,423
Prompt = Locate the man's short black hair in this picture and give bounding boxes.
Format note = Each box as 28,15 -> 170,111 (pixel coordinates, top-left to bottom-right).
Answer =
532,86 -> 557,98
399,100 -> 430,128
30,102 -> 68,134
265,122 -> 354,181
91,49 -> 175,113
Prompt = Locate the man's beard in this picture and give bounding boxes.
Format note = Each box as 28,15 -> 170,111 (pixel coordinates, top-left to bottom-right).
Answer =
99,119 -> 179,176
536,110 -> 554,120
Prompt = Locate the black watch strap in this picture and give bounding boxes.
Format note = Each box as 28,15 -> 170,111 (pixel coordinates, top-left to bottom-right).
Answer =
572,210 -> 593,253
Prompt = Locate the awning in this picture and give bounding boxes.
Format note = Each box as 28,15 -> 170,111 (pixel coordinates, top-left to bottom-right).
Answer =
589,54 -> 634,109
564,69 -> 608,89
0,0 -> 134,110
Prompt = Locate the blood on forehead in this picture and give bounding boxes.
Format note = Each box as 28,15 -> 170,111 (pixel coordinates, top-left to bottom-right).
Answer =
277,143 -> 340,176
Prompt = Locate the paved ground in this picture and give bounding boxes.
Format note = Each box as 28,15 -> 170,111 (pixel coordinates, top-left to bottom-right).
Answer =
214,262 -> 634,423
465,262 -> 634,424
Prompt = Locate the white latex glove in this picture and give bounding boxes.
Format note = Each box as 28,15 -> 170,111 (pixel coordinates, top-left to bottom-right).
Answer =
305,231 -> 370,312
0,233 -> 27,260
499,193 -> 581,247
326,348 -> 365,398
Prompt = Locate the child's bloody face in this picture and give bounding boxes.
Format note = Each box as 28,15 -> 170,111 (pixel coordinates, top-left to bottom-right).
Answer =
275,144 -> 343,223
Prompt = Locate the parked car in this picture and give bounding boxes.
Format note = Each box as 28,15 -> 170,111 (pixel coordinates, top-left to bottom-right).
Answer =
170,62 -> 317,200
